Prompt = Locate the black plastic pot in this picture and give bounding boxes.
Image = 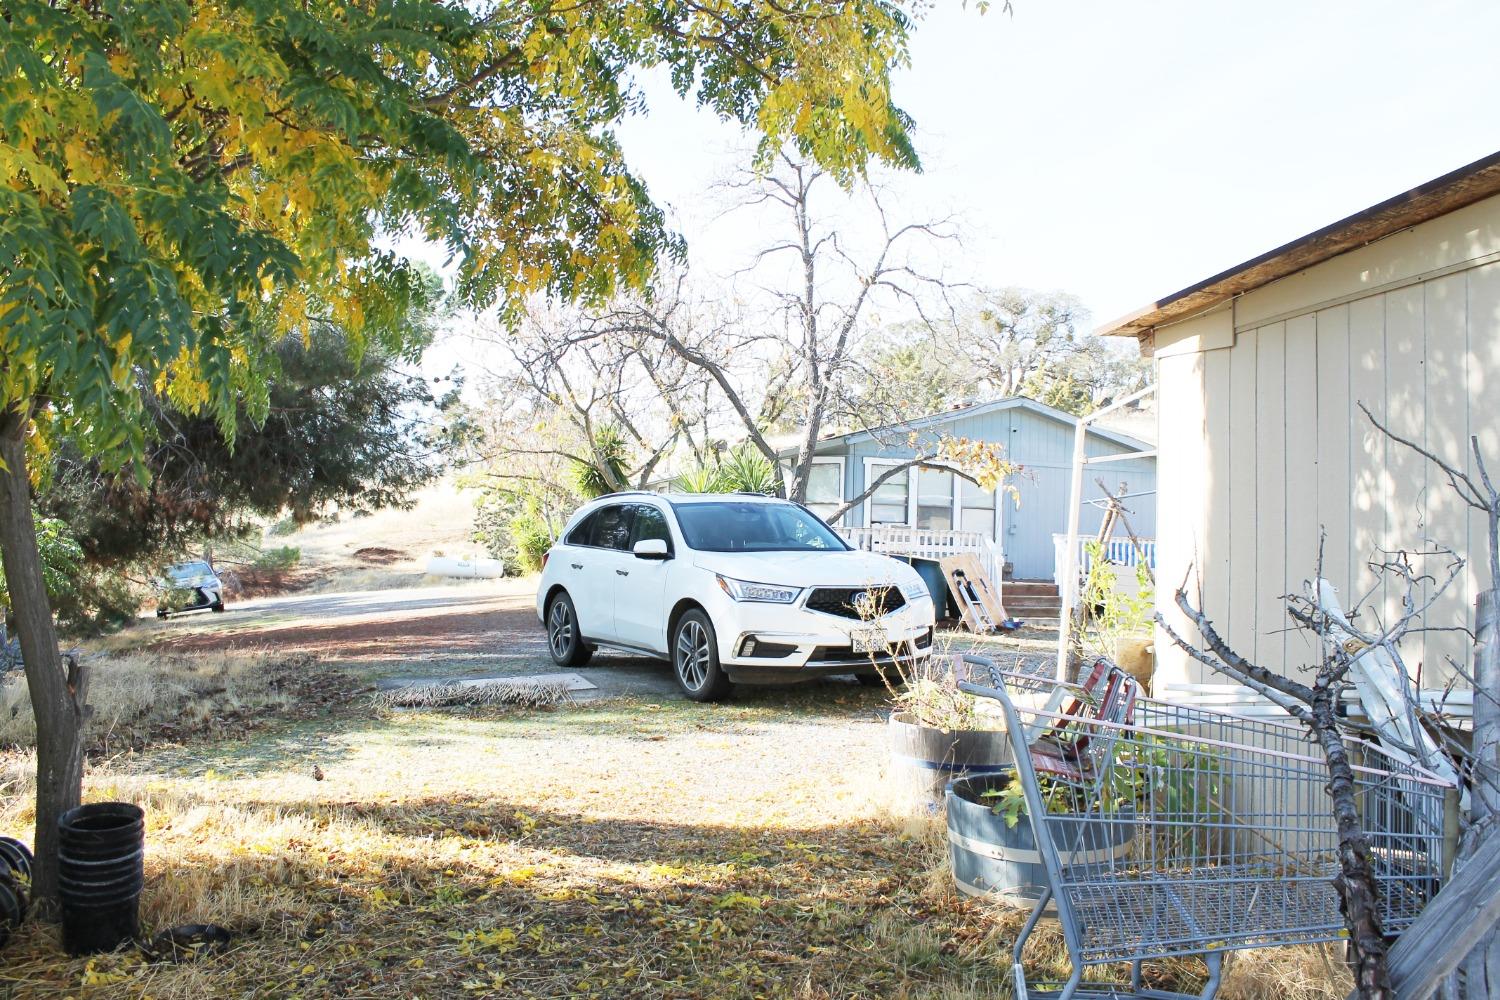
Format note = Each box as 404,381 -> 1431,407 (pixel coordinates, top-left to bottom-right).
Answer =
0,837 -> 33,885
946,772 -> 1135,909
58,803 -> 145,955
0,873 -> 21,949
59,870 -> 144,902
888,712 -> 1012,813
58,804 -> 143,855
0,836 -> 32,925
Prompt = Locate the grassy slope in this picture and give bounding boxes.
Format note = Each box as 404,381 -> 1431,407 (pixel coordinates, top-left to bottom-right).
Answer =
269,481 -> 488,593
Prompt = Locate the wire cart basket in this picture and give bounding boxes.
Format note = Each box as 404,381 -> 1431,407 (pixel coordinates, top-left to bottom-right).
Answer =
955,656 -> 1457,1000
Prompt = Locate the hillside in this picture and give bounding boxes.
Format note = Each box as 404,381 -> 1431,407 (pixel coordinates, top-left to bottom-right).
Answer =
268,481 -> 489,592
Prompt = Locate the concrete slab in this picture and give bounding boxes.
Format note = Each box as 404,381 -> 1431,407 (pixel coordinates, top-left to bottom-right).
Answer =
376,672 -> 597,693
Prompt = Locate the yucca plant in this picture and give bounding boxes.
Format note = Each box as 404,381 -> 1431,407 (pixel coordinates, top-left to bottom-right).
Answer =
672,464 -> 726,494
570,426 -> 631,498
674,444 -> 778,495
717,444 -> 779,494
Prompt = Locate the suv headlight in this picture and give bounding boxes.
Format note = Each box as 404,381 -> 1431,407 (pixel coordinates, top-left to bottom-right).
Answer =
901,581 -> 930,601
716,575 -> 801,604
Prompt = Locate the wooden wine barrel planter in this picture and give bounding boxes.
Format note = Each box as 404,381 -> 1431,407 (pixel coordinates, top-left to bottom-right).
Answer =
946,772 -> 1135,909
887,712 -> 1012,813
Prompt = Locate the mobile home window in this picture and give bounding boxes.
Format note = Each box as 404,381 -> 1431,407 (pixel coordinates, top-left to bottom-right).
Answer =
805,461 -> 844,522
915,468 -> 954,530
868,462 -> 910,524
959,478 -> 996,534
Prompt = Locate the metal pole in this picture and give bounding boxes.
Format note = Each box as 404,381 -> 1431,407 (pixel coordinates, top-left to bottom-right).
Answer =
1053,383 -> 1157,682
1055,417 -> 1088,681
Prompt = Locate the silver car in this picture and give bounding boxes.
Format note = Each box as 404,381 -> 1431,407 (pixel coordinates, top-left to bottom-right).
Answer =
155,560 -> 225,618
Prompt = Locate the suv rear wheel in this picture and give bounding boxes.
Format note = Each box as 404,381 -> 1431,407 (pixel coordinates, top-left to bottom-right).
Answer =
546,592 -> 593,667
672,609 -> 732,702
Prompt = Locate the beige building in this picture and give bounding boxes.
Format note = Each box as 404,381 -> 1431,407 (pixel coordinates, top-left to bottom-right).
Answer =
1102,152 -> 1500,687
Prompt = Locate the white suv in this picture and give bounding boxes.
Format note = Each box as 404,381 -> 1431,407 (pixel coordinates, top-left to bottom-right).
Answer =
536,493 -> 936,701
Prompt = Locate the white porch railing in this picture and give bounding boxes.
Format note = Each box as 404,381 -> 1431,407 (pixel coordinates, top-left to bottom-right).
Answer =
1051,533 -> 1157,597
836,526 -> 1004,591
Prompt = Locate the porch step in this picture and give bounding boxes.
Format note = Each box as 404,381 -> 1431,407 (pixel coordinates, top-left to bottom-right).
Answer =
1005,596 -> 1061,609
1002,580 -> 1060,599
1002,579 -> 1061,624
1006,606 -> 1062,621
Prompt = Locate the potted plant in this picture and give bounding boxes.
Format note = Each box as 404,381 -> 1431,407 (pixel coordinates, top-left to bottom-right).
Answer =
1079,540 -> 1155,693
882,654 -> 1012,814
946,734 -> 1217,907
946,763 -> 1138,907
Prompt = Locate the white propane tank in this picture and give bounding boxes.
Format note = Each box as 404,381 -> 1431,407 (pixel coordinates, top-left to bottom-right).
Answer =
425,555 -> 505,579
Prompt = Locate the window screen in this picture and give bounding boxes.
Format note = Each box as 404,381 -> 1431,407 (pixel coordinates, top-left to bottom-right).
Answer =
960,478 -> 996,534
806,463 -> 843,522
806,463 -> 842,504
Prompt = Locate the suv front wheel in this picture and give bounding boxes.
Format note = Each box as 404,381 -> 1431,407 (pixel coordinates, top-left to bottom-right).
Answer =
672,609 -> 732,702
546,593 -> 593,667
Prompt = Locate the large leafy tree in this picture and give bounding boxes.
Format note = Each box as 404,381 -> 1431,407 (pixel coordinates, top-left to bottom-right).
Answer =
0,0 -> 923,909
42,317 -> 458,576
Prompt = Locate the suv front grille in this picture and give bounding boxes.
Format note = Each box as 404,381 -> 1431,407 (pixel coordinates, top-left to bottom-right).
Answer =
804,586 -> 906,620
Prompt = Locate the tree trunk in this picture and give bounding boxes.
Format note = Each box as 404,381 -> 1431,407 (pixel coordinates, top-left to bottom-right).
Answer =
0,408 -> 88,917
1311,686 -> 1392,999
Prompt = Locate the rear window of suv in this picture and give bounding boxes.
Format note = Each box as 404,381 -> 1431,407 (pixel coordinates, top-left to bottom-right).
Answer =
670,501 -> 848,552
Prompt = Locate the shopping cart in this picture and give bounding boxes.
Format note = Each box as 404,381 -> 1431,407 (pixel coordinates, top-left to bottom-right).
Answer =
955,656 -> 1457,1000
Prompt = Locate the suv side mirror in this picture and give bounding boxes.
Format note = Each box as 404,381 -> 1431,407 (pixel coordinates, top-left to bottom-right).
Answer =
632,538 -> 670,560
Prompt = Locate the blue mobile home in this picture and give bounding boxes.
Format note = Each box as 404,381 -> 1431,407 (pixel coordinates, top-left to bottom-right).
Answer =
786,397 -> 1157,582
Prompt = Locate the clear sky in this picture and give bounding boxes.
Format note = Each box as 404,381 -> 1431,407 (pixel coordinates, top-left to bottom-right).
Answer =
609,0 -> 1500,331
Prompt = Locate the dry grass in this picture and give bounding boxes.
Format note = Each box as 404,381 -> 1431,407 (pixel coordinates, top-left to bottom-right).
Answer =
0,649 -> 358,756
1221,945 -> 1353,1000
0,672 -> 1350,999
272,482 -> 487,593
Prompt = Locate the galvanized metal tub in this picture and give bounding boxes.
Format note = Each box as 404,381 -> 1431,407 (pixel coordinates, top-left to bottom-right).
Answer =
946,771 -> 1135,908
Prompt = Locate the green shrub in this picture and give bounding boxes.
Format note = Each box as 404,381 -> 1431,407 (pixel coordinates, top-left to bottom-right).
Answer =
473,492 -> 557,575
672,464 -> 725,494
508,507 -> 553,574
267,516 -> 300,537
252,546 -> 302,572
717,444 -> 778,493
0,515 -> 138,637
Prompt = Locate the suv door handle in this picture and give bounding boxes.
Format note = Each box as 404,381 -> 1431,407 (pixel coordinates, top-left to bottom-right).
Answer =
570,562 -> 583,570
616,569 -> 629,577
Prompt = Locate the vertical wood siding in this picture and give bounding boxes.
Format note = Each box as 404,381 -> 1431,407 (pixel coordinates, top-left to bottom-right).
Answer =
1158,257 -> 1500,685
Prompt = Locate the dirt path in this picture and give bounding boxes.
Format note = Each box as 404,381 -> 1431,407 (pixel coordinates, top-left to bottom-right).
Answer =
139,580 -> 689,699
138,576 -> 1062,699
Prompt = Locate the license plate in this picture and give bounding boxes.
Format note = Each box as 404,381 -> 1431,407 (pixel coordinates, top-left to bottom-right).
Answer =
850,627 -> 888,653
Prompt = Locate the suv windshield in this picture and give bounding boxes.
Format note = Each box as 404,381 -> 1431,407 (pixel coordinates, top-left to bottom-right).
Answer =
671,501 -> 848,553
167,561 -> 213,580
